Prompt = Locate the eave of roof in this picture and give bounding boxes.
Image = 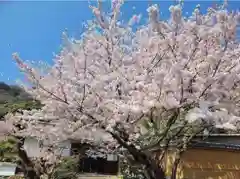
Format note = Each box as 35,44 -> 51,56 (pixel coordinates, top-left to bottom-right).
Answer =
196,134 -> 240,137
190,141 -> 240,151
148,134 -> 240,152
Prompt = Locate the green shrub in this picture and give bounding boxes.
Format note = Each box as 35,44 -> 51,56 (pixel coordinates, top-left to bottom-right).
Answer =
0,138 -> 18,163
53,156 -> 79,179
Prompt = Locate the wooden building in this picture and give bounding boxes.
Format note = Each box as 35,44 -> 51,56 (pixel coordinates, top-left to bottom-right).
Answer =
23,136 -> 121,178
165,134 -> 240,179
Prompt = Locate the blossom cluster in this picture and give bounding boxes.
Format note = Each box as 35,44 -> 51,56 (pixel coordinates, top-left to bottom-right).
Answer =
8,2 -> 240,152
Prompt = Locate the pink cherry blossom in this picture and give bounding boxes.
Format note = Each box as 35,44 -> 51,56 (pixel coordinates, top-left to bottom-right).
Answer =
7,2 -> 240,178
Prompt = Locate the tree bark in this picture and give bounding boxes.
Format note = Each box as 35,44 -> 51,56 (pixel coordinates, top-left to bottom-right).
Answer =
170,149 -> 184,179
170,157 -> 180,179
144,161 -> 166,179
109,131 -> 166,179
15,136 -> 41,179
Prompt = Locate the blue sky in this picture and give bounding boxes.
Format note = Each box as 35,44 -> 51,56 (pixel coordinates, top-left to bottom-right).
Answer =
0,1 -> 239,84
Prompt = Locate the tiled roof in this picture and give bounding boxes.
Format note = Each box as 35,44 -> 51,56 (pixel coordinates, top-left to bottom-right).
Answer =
191,134 -> 240,150
190,140 -> 240,150
0,162 -> 17,176
149,134 -> 240,152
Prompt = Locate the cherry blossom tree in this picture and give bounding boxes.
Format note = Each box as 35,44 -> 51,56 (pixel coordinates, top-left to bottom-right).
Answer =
1,114 -> 64,179
6,0 -> 240,179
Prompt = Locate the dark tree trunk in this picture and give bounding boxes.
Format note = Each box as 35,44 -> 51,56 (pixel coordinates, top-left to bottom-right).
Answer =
170,151 -> 183,179
170,157 -> 180,179
144,161 -> 166,179
109,131 -> 166,179
15,136 -> 41,179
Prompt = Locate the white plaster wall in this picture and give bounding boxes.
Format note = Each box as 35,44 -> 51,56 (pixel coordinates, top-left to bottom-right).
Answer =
23,137 -> 71,157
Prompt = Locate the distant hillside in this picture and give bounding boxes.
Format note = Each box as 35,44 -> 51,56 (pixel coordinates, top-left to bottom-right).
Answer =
0,82 -> 42,119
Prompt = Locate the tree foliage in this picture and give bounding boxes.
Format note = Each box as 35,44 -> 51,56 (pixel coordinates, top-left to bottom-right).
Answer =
0,82 -> 43,178
4,1 -> 240,179
52,156 -> 79,179
0,137 -> 18,162
0,82 -> 42,119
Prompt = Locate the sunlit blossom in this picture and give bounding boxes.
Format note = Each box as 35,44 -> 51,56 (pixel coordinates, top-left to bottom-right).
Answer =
5,2 -> 240,174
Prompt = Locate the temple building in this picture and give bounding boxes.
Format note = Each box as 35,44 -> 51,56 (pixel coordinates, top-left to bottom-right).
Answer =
164,134 -> 240,179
